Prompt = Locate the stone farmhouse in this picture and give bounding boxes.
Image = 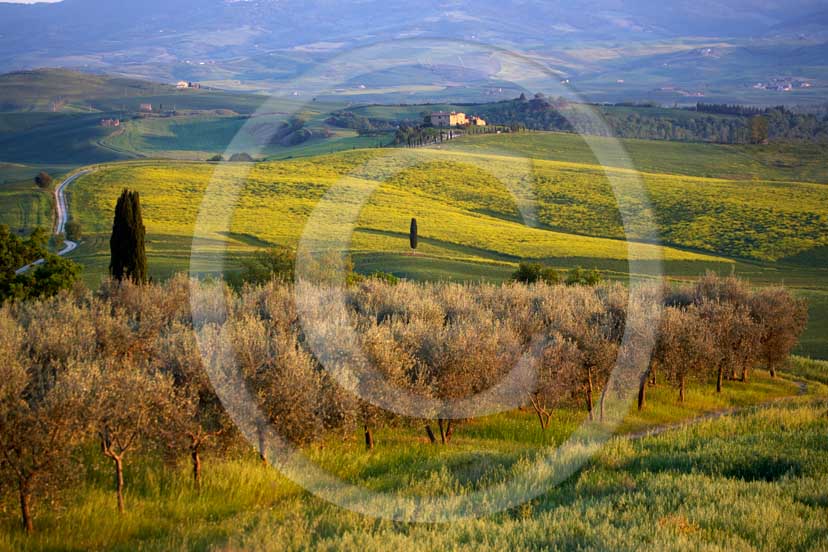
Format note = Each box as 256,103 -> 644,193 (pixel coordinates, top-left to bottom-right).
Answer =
430,111 -> 486,127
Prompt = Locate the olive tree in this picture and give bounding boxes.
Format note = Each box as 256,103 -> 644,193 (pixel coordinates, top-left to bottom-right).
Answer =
750,287 -> 808,377
228,314 -> 322,458
93,360 -> 173,513
0,310 -> 93,534
530,334 -> 580,430
154,323 -> 232,489
660,306 -> 714,402
355,321 -> 418,449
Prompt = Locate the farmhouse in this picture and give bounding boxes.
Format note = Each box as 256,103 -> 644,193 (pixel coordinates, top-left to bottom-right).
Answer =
430,111 -> 486,127
139,103 -> 153,112
100,118 -> 120,127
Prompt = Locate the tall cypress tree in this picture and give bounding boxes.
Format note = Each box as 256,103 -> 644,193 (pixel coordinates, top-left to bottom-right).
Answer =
409,218 -> 418,251
109,189 -> 147,283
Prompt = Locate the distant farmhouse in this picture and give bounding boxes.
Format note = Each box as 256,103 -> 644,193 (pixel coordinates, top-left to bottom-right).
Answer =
176,80 -> 202,89
430,111 -> 486,127
139,103 -> 153,113
100,118 -> 120,128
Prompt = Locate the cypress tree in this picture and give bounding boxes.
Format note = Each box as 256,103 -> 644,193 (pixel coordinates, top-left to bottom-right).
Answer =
409,218 -> 418,251
109,189 -> 147,283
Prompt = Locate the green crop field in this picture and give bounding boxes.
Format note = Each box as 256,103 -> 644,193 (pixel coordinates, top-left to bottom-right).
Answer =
0,70 -> 362,168
0,112 -> 133,166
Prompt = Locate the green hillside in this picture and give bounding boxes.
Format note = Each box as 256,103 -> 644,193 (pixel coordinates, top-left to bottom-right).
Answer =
3,70 -> 827,184
435,131 -> 828,183
60,148 -> 828,276
0,178 -> 53,231
49,146 -> 828,358
65,153 -> 726,283
0,69 -> 266,113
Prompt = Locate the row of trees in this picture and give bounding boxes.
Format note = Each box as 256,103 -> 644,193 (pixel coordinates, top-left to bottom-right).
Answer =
0,273 -> 807,533
695,103 -> 776,117
511,262 -> 602,287
393,124 -> 455,147
473,96 -> 828,144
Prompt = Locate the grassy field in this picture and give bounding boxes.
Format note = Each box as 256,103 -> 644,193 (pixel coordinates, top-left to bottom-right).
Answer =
0,112 -> 133,166
0,360 -> 823,551
0,179 -> 53,232
64,146 -> 828,270
63,152 -> 730,285
436,131 -> 828,183
0,132 -> 823,357
52,147 -> 828,359
0,69 -> 360,168
100,113 -> 390,162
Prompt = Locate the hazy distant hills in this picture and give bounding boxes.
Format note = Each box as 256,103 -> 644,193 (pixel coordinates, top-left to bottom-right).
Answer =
0,0 -> 827,104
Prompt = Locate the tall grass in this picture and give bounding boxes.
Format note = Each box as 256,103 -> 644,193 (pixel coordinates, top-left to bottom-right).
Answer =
3,399 -> 826,551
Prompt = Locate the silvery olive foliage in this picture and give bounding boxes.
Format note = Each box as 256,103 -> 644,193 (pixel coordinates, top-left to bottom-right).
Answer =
0,272 -> 806,533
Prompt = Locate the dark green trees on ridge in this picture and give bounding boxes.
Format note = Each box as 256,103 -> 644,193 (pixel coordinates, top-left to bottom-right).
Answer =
110,189 -> 147,284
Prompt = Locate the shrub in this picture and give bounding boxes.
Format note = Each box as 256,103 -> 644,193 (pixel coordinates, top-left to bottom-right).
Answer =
228,152 -> 254,162
33,171 -> 53,189
237,247 -> 295,285
512,262 -> 559,284
64,220 -> 82,241
566,266 -> 602,286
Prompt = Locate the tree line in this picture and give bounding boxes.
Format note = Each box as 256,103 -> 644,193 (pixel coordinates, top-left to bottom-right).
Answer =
695,103 -> 775,117
467,95 -> 828,144
0,272 -> 807,534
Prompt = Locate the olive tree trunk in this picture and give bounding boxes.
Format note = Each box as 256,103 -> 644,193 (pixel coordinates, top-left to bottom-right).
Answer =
364,425 -> 374,451
637,378 -> 647,411
256,423 -> 267,464
18,478 -> 33,535
191,447 -> 202,490
585,368 -> 594,421
437,419 -> 453,444
112,455 -> 125,514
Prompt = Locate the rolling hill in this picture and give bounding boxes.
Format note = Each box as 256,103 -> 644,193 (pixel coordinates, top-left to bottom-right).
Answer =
43,143 -> 827,357
1,1 -> 827,104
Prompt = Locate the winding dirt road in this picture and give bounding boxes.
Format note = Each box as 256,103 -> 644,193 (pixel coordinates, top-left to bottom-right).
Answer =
15,169 -> 91,275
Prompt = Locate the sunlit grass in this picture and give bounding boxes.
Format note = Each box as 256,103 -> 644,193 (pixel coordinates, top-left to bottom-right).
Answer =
63,151 -> 731,282
1,362 -> 822,550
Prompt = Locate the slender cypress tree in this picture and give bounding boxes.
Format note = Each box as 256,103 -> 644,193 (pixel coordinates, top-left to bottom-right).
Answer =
409,218 -> 418,251
109,189 -> 147,283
